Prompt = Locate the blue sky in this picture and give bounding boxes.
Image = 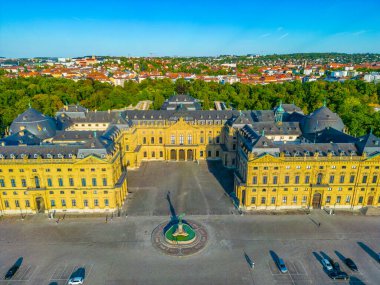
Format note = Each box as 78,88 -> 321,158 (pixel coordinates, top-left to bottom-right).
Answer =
1,0 -> 379,57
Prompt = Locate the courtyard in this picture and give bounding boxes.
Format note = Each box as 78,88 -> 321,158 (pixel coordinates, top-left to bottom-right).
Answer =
0,161 -> 379,285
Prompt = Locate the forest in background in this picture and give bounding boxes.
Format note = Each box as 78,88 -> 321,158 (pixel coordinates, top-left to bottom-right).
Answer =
0,76 -> 379,137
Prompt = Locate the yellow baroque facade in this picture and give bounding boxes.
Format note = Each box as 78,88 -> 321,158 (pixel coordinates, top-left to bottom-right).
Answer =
0,95 -> 379,214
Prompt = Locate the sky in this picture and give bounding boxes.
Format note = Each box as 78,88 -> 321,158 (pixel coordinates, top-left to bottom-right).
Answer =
1,0 -> 380,57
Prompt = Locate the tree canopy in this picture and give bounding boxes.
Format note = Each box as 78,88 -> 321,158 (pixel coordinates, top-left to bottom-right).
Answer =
0,76 -> 379,137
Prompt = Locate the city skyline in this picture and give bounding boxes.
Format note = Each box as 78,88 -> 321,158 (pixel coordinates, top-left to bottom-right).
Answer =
1,0 -> 380,57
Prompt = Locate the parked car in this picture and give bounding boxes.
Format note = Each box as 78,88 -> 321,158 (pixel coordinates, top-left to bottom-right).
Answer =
328,270 -> 349,280
67,277 -> 84,285
345,258 -> 358,271
321,258 -> 333,271
276,258 -> 288,273
332,261 -> 340,271
5,265 -> 19,280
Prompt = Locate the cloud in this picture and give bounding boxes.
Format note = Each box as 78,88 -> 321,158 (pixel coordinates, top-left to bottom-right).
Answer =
259,33 -> 271,38
278,33 -> 289,40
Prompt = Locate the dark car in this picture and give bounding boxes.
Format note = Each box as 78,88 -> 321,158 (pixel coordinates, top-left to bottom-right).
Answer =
328,270 -> 349,280
345,258 -> 358,271
332,262 -> 340,271
5,265 -> 19,279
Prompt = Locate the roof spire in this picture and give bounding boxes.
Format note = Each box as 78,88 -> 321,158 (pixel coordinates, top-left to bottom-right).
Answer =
323,98 -> 327,107
370,127 -> 373,134
28,100 -> 31,108
94,131 -> 97,138
261,129 -> 265,136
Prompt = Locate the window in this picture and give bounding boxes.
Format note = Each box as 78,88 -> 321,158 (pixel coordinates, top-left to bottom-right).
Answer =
293,196 -> 297,203
317,173 -> 323,184
372,175 -> 377,184
91,168 -> 95,172
215,151 -> 219,157
208,136 -> 213,143
200,137 -> 204,144
187,134 -> 192,144
143,137 -> 147,144
94,199 -> 99,207
346,196 -> 351,203
305,175 -> 310,184
57,168 -> 61,172
69,178 -> 74,186
4,200 -> 9,208
171,135 -> 175,144
302,196 -> 307,203
152,151 -> 155,158
295,176 -> 300,184
21,179 -> 26,187
151,137 -> 154,144
92,178 -> 97,186
72,199 -> 76,207
51,200 -> 56,207
207,151 -> 212,157
11,179 -> 16,187
15,200 -> 20,207
61,199 -> 66,207
261,197 -> 266,204
284,176 -> 290,184
340,175 -> 345,183
326,196 -> 331,203
160,151 -> 163,157
349,175 -> 355,183
271,197 -> 276,204
47,178 -> 52,187
329,175 -> 335,184
58,178 -> 63,187
34,176 -> 40,188
179,134 -> 184,144
25,200 -> 30,207
252,176 -> 257,185
232,144 -> 236,150
306,165 -> 311,169
262,176 -> 268,184
13,191 -> 17,195
105,199 -> 109,207
296,166 -> 301,169
0,179 -> 4,187
200,151 -> 204,157
102,178 -> 107,186
68,168 -> 72,172
273,176 -> 278,184
336,196 -> 341,204
81,178 -> 86,187
362,176 -> 368,183
60,191 -> 64,194
358,196 -> 363,203
282,196 -> 287,204
159,137 -> 163,144
251,197 -> 256,204
84,200 -> 88,207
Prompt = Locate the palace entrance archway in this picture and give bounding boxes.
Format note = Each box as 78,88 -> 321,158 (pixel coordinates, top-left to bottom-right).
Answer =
187,149 -> 194,161
170,149 -> 177,160
35,197 -> 45,213
179,149 -> 185,161
312,193 -> 322,209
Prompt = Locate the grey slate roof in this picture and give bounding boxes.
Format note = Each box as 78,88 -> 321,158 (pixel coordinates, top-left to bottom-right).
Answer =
0,130 -> 41,146
161,94 -> 202,110
301,106 -> 345,134
10,108 -> 57,140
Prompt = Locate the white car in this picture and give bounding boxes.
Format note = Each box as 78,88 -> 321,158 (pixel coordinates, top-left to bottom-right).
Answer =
67,277 -> 84,285
321,258 -> 333,271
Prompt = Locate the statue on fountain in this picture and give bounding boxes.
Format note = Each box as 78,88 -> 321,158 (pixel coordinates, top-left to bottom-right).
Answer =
164,212 -> 196,244
172,213 -> 189,237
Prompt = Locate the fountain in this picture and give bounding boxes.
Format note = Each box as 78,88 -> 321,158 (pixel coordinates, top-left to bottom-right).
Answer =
164,213 -> 196,244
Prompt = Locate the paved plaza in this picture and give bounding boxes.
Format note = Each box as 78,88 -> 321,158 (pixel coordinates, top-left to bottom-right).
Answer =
0,162 -> 379,285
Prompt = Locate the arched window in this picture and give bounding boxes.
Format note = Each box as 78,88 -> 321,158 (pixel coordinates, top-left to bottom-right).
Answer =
187,134 -> 192,144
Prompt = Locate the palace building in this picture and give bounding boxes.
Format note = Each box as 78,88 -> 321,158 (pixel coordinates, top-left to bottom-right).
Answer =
0,95 -> 379,215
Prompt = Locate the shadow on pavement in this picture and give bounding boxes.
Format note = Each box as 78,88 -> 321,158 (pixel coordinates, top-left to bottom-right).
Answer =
349,276 -> 366,285
357,242 -> 378,263
334,250 -> 346,263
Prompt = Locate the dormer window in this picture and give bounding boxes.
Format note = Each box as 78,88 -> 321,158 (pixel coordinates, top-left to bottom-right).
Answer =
34,154 -> 38,158
305,151 -> 310,156
10,154 -> 15,159
47,154 -> 52,158
68,154 -> 73,158
0,154 -> 3,158
58,154 -> 63,158
79,154 -> 84,158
